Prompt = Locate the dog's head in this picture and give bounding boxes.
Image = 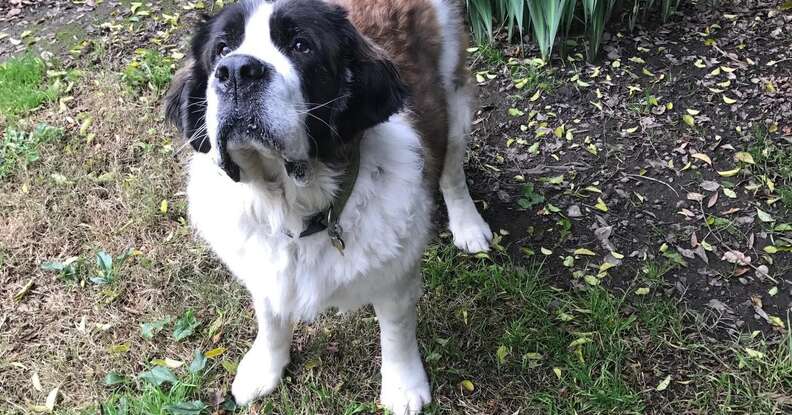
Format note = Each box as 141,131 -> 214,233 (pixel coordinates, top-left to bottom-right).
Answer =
166,0 -> 407,182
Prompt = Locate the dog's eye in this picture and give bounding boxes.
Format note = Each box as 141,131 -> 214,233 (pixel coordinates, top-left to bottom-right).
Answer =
216,42 -> 231,58
292,38 -> 311,54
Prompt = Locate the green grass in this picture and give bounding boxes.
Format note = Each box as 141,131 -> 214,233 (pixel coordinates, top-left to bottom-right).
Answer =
0,123 -> 63,179
122,49 -> 175,94
0,55 -> 60,120
101,373 -> 210,415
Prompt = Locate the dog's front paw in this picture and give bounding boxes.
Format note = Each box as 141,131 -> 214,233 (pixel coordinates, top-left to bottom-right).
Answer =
448,207 -> 492,253
232,347 -> 288,406
380,363 -> 430,414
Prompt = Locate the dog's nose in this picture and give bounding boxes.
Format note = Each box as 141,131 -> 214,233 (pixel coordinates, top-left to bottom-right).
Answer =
215,55 -> 271,86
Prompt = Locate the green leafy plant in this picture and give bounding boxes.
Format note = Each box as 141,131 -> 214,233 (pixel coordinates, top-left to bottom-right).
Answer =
90,249 -> 132,285
0,124 -> 63,179
526,0 -> 569,61
122,49 -> 175,93
581,0 -> 617,61
661,0 -> 681,22
41,256 -> 82,282
518,183 -> 545,209
466,0 -> 687,62
101,349 -> 227,415
173,309 -> 201,341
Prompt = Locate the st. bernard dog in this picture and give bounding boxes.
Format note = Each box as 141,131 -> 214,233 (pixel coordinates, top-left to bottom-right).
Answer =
165,0 -> 492,412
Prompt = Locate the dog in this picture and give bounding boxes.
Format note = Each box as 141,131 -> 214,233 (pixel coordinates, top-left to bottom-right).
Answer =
164,0 -> 492,412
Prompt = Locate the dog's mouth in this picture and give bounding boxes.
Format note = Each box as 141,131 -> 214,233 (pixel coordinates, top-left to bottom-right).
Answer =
216,117 -> 311,184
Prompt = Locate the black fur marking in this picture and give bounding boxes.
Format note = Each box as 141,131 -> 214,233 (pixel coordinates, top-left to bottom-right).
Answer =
166,0 -> 408,175
270,0 -> 407,161
164,3 -> 251,154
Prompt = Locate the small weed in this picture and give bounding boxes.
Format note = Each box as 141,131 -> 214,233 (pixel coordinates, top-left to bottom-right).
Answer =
779,186 -> 792,210
509,59 -> 556,92
0,55 -> 60,119
90,249 -> 132,285
748,124 -> 792,195
472,42 -> 506,67
122,49 -> 175,94
0,123 -> 63,179
41,256 -> 82,282
517,182 -> 546,209
173,309 -> 201,341
642,259 -> 674,285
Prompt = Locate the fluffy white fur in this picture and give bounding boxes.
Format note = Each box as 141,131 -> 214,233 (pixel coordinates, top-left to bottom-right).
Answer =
189,114 -> 433,411
186,0 -> 492,413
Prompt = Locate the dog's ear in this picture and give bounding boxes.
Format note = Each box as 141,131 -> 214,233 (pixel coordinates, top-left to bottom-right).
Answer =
333,8 -> 408,139
164,59 -> 211,154
164,13 -> 217,153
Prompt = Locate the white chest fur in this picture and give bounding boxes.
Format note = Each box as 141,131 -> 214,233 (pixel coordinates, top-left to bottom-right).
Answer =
186,115 -> 433,320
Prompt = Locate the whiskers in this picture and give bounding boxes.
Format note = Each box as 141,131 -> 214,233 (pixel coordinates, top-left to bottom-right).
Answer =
295,94 -> 349,115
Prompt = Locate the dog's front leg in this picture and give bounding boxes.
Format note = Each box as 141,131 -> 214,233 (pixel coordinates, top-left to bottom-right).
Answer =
232,301 -> 292,406
374,289 -> 431,414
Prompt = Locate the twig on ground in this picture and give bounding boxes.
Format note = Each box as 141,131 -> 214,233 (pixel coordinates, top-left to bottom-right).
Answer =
623,174 -> 680,198
522,163 -> 591,175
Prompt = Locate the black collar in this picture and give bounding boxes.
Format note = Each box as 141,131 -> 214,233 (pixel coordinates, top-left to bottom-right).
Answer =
298,140 -> 361,253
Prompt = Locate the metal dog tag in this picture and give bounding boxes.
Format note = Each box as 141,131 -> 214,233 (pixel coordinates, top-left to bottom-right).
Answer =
327,209 -> 345,254
329,224 -> 345,254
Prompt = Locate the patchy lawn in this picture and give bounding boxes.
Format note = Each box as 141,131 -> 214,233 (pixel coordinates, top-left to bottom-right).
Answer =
0,0 -> 790,414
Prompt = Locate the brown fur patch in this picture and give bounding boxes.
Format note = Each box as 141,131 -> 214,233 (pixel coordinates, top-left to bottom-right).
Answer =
329,0 -> 453,180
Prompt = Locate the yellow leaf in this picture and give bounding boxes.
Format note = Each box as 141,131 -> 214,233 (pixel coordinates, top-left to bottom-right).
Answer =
554,125 -> 565,138
529,89 -> 542,101
735,152 -> 755,164
569,337 -> 593,348
691,153 -> 712,165
594,198 -> 608,212
541,247 -> 553,256
686,108 -> 700,115
496,345 -> 509,364
553,367 -> 562,379
722,95 -> 737,104
718,168 -> 741,177
693,59 -> 706,68
206,347 -> 227,358
656,375 -> 672,391
460,380 -> 475,392
745,348 -> 765,359
159,199 -> 169,214
584,275 -> 600,285
768,316 -> 785,329
574,248 -> 597,256
682,114 -> 695,127
635,287 -> 650,295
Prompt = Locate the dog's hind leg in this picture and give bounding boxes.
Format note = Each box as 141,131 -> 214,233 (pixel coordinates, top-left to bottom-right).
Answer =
374,277 -> 430,414
232,302 -> 292,405
440,84 -> 493,253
